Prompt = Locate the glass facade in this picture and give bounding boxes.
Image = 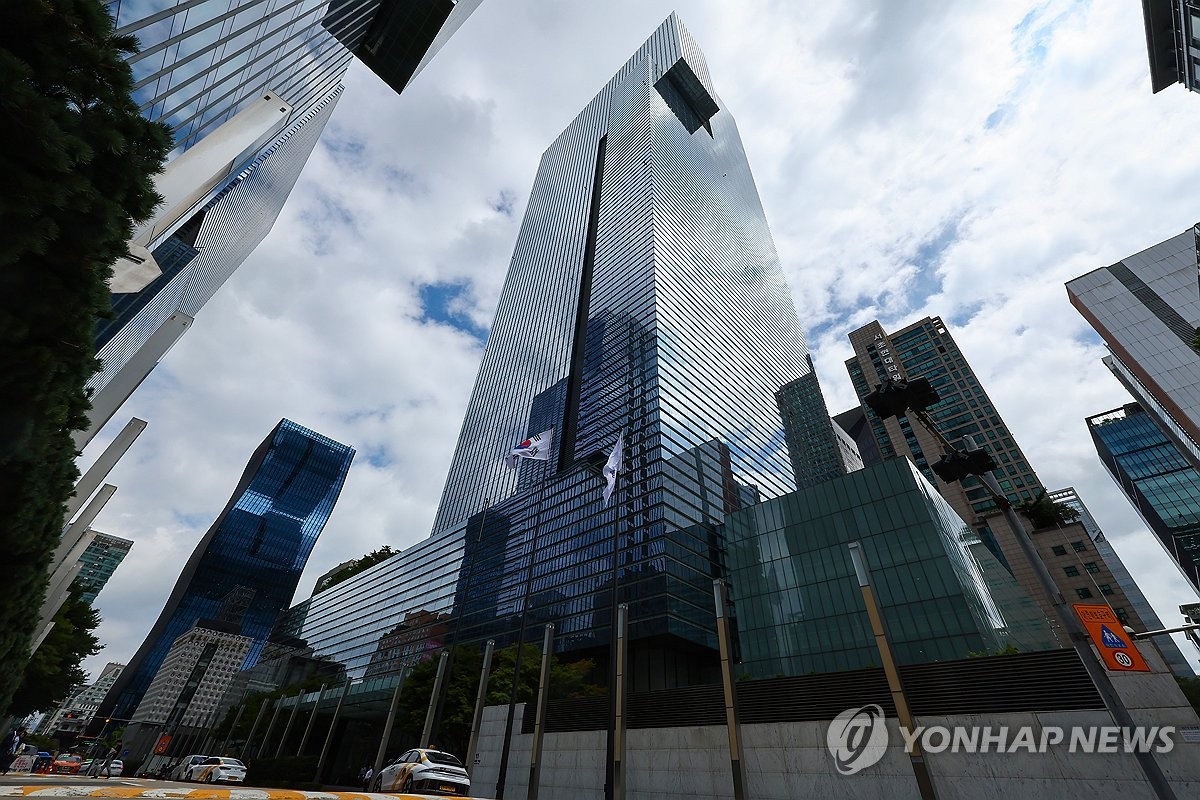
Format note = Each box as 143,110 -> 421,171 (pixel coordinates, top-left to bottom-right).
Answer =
88,0 -> 480,429
725,458 -> 1054,677
1067,226 -> 1200,471
97,419 -> 354,723
76,532 -> 135,605
776,355 -> 861,489
1088,403 -> 1200,594
283,14 -> 839,692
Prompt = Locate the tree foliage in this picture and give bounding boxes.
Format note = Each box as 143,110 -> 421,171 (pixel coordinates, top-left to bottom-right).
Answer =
7,589 -> 102,718
1014,490 -> 1080,530
0,0 -> 171,715
386,643 -> 602,759
313,546 -> 397,595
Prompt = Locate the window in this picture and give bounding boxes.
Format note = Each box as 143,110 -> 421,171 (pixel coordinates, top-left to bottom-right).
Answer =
1115,607 -> 1128,622
1071,541 -> 1087,552
1075,587 -> 1093,599
1063,565 -> 1080,577
1051,545 -> 1067,556
1099,584 -> 1115,597
1084,562 -> 1100,574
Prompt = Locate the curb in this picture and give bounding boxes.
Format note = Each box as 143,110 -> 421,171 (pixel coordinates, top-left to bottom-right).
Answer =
0,789 -> 467,799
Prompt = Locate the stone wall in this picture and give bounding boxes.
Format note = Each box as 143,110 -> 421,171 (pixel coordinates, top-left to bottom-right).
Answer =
470,643 -> 1200,800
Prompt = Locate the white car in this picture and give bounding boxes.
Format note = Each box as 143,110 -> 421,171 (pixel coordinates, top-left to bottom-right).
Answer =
186,756 -> 246,784
375,749 -> 470,796
79,759 -> 123,777
170,755 -> 208,781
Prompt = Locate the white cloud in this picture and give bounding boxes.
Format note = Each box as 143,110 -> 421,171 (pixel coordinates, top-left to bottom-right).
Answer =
80,0 -> 1200,679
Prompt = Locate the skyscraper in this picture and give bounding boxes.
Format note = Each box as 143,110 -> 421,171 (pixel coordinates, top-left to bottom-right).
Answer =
428,11 -> 821,684
1087,403 -> 1200,595
1066,225 -> 1200,470
76,531 -> 134,605
95,419 -> 354,725
776,355 -> 863,489
80,0 -> 482,445
844,317 -> 1061,637
279,14 -> 842,695
1140,1 -> 1200,93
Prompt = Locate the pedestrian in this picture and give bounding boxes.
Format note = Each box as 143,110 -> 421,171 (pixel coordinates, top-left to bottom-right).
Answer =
0,727 -> 25,775
362,765 -> 373,791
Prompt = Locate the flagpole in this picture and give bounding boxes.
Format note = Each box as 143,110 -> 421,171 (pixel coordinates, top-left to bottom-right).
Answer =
602,429 -> 625,800
495,448 -> 552,800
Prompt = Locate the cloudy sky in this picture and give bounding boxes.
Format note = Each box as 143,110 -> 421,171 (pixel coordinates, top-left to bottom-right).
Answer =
79,0 -> 1200,679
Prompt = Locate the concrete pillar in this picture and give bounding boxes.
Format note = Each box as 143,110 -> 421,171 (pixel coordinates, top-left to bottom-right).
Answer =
464,640 -> 494,775
75,313 -> 191,450
65,417 -> 146,521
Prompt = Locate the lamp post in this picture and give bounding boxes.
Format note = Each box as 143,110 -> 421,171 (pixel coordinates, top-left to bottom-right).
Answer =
864,378 -> 1179,800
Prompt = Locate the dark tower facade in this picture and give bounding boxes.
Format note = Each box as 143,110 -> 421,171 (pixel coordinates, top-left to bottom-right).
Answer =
96,419 -> 354,724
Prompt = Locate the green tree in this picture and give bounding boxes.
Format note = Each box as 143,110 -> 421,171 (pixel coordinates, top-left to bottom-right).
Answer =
314,546 -> 397,595
1014,489 -> 1080,530
385,643 -> 602,759
0,0 -> 171,715
6,589 -> 102,718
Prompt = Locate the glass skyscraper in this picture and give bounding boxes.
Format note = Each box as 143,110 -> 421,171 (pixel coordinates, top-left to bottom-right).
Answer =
83,0 -> 481,444
429,11 -> 814,685
1088,403 -> 1200,594
279,13 -> 840,693
95,418 -> 354,724
76,531 -> 134,605
1067,225 -> 1200,470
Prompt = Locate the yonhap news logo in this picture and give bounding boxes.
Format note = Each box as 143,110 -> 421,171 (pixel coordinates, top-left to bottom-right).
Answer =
826,705 -> 1183,774
826,704 -> 889,774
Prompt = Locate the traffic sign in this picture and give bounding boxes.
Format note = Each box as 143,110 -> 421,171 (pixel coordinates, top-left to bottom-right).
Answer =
153,734 -> 172,755
1073,604 -> 1150,672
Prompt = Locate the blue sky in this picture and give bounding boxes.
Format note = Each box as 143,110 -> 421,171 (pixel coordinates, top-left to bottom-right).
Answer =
79,0 -> 1200,677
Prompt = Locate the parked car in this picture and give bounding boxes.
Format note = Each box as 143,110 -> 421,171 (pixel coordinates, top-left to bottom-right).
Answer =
51,755 -> 83,774
80,759 -> 123,777
170,755 -> 209,781
186,756 -> 246,784
374,749 -> 470,796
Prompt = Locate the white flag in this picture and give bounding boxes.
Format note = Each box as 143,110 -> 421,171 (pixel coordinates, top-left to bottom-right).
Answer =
603,432 -> 623,506
508,428 -> 554,469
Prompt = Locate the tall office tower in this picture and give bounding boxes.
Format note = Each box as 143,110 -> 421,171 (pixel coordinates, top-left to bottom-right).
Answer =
776,356 -> 863,488
80,0 -> 482,446
845,317 -> 1062,635
1088,403 -> 1200,595
1066,226 -> 1200,469
94,419 -> 354,726
1049,486 -> 1194,676
1140,1 -> 1200,93
35,662 -> 125,737
427,13 -> 822,686
76,531 -> 134,605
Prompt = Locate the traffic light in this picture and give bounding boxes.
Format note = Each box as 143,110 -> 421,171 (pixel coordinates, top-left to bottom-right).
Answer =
864,377 -> 940,420
931,447 -> 997,484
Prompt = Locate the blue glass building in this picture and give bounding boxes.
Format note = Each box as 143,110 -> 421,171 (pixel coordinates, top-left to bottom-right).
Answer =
1088,403 -> 1200,594
280,14 -> 846,693
96,419 -> 354,723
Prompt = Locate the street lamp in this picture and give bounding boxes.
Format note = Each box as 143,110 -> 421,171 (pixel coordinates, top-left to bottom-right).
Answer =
864,375 -> 1178,800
